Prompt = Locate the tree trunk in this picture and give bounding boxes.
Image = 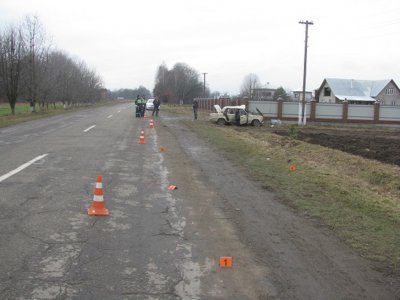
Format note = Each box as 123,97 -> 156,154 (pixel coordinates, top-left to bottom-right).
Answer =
9,98 -> 16,115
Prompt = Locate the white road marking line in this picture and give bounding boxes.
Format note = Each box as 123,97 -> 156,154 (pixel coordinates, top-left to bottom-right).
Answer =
83,125 -> 96,132
107,115 -> 113,119
118,110 -> 121,113
0,154 -> 48,183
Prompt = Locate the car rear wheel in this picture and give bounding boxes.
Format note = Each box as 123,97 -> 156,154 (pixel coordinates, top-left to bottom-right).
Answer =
252,119 -> 262,127
216,118 -> 226,125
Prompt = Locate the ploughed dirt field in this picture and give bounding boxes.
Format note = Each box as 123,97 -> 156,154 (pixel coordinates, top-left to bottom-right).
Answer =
272,126 -> 400,166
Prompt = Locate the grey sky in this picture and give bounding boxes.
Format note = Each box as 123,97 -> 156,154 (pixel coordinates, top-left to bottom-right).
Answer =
1,0 -> 399,95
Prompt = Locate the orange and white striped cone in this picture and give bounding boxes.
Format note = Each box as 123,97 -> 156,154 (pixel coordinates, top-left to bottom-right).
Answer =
149,119 -> 154,129
138,129 -> 145,144
87,175 -> 109,216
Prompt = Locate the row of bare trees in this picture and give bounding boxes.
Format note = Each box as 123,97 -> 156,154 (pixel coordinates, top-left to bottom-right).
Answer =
153,62 -> 206,104
0,16 -> 104,114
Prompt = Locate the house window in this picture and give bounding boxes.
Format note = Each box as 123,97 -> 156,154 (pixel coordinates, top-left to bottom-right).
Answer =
386,88 -> 394,95
324,87 -> 331,96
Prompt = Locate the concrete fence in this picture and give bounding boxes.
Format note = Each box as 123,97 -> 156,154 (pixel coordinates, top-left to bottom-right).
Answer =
195,98 -> 400,125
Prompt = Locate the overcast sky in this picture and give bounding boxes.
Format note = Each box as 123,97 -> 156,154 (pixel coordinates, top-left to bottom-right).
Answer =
1,0 -> 399,95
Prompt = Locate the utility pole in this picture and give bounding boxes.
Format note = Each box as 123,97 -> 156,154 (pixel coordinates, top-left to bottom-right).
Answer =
202,72 -> 208,98
299,20 -> 313,125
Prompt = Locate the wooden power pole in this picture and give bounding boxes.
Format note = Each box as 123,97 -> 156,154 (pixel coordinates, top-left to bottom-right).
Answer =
299,20 -> 313,125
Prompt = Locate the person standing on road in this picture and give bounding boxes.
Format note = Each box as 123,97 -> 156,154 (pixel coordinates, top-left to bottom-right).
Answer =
135,95 -> 140,118
152,97 -> 160,117
193,99 -> 199,120
139,96 -> 146,117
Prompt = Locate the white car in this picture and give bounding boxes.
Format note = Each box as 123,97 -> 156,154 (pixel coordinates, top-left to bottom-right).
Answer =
209,105 -> 264,126
145,99 -> 155,110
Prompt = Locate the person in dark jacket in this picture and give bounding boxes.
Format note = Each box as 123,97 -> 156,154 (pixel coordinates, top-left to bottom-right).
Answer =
235,109 -> 241,126
193,99 -> 199,120
152,97 -> 160,117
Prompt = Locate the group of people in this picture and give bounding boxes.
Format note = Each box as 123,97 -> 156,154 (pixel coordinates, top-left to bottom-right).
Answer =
135,95 -> 161,118
135,96 -> 199,120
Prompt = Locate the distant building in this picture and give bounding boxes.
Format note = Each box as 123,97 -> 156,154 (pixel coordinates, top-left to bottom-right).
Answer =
292,90 -> 313,102
251,87 -> 277,101
317,78 -> 400,105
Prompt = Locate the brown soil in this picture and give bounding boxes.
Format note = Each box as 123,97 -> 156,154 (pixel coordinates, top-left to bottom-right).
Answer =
272,126 -> 400,166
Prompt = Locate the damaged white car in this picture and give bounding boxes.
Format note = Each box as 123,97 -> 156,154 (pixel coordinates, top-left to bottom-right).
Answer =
209,105 -> 264,126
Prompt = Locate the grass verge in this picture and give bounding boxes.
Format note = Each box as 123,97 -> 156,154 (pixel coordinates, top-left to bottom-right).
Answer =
164,105 -> 400,274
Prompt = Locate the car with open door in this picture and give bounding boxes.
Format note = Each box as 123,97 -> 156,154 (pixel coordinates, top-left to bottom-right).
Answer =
209,105 -> 264,126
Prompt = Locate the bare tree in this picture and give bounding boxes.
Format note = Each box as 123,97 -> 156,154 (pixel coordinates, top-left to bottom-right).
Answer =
153,62 -> 203,104
0,16 -> 104,113
240,73 -> 261,98
0,24 -> 25,114
153,63 -> 171,103
20,16 -> 48,112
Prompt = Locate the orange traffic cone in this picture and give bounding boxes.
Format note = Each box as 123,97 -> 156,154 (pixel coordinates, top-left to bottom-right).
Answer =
87,175 -> 109,216
149,119 -> 154,129
138,128 -> 145,144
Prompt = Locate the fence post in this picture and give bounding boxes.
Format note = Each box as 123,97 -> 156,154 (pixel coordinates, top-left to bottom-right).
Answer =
310,100 -> 316,122
374,101 -> 380,123
277,99 -> 283,119
342,101 -> 348,123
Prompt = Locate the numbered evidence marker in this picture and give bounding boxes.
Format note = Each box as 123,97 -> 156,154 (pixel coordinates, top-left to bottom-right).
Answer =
219,257 -> 233,268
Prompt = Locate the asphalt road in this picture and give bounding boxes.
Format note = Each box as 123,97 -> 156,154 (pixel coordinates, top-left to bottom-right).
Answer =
0,104 -> 267,299
0,103 -> 398,299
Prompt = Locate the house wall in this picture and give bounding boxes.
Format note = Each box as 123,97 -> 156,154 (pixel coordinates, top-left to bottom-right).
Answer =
375,82 -> 400,106
252,88 -> 275,101
318,82 -> 336,103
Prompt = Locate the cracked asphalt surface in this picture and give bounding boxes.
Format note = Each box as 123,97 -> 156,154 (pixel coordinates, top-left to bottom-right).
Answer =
0,103 -> 398,299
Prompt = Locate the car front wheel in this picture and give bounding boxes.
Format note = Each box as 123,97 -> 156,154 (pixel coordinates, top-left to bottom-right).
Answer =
216,118 -> 226,125
252,119 -> 262,127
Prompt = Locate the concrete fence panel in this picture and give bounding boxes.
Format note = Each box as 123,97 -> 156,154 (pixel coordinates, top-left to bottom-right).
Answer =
248,101 -> 277,116
348,104 -> 374,120
315,103 -> 343,119
380,106 -> 400,121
